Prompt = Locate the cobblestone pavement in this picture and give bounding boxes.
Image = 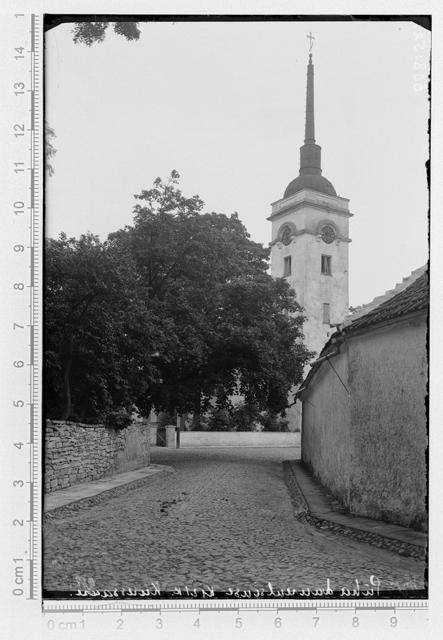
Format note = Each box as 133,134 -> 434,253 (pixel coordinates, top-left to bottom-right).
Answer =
44,447 -> 426,595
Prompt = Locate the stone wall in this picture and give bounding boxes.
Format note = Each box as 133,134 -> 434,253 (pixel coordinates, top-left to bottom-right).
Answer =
301,315 -> 428,531
45,420 -> 150,493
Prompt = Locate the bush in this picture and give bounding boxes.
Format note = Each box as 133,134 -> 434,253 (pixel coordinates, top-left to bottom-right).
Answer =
198,402 -> 291,432
103,407 -> 133,429
259,410 -> 290,432
206,407 -> 232,431
158,412 -> 175,428
188,412 -> 209,431
230,402 -> 261,432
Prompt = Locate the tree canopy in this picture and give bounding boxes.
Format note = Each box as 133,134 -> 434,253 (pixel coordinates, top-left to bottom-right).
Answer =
72,22 -> 141,46
45,173 -> 313,425
45,122 -> 57,177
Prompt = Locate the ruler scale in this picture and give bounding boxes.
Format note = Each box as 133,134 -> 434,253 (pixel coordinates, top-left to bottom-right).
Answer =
29,12 -> 41,602
13,10 -> 42,603
40,599 -> 430,611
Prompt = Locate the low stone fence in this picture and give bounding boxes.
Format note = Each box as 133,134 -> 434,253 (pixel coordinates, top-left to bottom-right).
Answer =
170,431 -> 300,448
45,420 -> 150,493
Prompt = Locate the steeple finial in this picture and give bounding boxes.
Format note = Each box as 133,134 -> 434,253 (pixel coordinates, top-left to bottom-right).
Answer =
307,31 -> 315,52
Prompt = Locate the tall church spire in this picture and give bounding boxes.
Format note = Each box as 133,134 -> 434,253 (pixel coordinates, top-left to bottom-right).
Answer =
300,50 -> 321,177
283,38 -> 337,198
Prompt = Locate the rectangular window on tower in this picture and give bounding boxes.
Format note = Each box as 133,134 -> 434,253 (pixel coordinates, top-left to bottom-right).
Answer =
283,256 -> 292,277
323,303 -> 330,324
321,254 -> 332,275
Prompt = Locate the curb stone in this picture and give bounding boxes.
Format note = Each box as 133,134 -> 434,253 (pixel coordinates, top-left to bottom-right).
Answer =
282,461 -> 427,561
44,465 -> 175,519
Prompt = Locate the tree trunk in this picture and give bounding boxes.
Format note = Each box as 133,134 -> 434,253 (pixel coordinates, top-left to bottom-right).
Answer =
61,332 -> 73,420
78,400 -> 88,423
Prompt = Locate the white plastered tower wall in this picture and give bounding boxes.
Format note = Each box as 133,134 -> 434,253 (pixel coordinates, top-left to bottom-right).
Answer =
268,48 -> 352,430
269,189 -> 351,359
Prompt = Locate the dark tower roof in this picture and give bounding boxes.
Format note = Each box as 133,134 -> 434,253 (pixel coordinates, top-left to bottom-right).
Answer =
284,52 -> 337,198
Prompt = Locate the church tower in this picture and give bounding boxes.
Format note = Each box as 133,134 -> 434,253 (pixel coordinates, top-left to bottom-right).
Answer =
269,46 -> 352,358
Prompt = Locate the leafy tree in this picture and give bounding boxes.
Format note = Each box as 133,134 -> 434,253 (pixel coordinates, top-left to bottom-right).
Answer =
72,22 -> 141,46
110,172 -> 313,417
45,121 -> 57,177
45,232 -> 169,423
45,173 -> 313,424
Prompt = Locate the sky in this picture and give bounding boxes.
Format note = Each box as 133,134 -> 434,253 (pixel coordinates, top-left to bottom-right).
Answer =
45,18 -> 430,307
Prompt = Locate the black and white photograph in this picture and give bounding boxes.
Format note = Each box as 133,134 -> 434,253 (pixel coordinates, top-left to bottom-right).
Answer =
42,15 -> 430,602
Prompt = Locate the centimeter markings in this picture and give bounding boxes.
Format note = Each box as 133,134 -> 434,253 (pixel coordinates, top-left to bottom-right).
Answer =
10,8 -> 35,604
31,11 -> 41,601
42,599 -> 428,614
28,12 -> 40,601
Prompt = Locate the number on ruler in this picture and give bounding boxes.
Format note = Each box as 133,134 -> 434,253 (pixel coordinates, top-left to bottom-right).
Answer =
13,123 -> 25,138
14,81 -> 25,96
14,47 -> 25,60
14,201 -> 24,215
12,558 -> 24,596
13,161 -> 24,173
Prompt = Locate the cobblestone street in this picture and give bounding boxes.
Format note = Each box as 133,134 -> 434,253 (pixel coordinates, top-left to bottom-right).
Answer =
44,447 -> 425,595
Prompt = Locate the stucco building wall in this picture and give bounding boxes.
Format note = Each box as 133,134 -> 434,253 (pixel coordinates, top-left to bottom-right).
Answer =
301,315 -> 428,531
179,431 -> 299,448
301,347 -> 352,502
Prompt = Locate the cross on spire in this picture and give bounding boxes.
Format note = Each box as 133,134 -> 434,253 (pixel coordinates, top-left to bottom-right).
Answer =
307,31 -> 315,53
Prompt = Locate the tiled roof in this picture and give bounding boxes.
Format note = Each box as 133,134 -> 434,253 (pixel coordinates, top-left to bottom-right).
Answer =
301,267 -> 429,392
344,264 -> 427,325
344,269 -> 428,334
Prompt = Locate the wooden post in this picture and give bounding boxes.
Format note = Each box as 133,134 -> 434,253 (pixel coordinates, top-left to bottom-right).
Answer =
176,414 -> 181,449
